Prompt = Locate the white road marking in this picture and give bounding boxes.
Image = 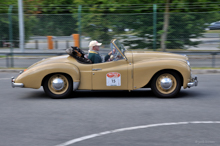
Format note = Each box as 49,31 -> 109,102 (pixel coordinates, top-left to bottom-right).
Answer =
55,121 -> 220,146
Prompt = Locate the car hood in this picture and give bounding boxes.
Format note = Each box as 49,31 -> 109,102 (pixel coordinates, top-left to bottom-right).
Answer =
128,51 -> 188,63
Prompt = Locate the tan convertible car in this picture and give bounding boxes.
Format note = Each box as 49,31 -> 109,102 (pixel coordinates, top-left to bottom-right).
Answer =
11,39 -> 198,99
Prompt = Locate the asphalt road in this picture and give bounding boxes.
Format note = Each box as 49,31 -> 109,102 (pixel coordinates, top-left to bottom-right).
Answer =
0,73 -> 220,146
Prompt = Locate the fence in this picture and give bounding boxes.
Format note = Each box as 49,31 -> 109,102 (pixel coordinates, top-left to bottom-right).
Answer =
1,12 -> 220,50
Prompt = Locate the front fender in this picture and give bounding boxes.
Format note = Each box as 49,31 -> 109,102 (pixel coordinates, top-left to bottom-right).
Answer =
15,63 -> 80,89
133,59 -> 191,89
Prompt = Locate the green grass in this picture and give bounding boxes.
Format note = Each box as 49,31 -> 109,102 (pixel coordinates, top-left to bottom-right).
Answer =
205,30 -> 220,33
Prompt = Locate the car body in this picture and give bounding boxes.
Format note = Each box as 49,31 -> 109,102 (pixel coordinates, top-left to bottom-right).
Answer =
11,39 -> 198,98
208,21 -> 220,30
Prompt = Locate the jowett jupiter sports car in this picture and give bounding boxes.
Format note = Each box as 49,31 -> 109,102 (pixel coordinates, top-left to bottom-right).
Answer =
11,39 -> 198,99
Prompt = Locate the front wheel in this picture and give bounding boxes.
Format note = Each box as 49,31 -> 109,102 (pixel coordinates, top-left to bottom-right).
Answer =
43,74 -> 73,99
151,71 -> 181,98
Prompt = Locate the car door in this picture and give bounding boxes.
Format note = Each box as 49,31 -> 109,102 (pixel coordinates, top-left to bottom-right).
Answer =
92,59 -> 128,90
92,39 -> 129,90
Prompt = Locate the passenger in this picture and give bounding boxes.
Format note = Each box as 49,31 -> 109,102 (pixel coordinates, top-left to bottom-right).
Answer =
88,40 -> 112,63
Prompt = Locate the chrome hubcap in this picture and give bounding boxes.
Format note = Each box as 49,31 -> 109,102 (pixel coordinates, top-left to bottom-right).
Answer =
156,73 -> 177,94
160,78 -> 172,90
52,78 -> 64,90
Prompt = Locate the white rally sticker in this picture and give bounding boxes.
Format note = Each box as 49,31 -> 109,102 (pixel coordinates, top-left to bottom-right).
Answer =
106,72 -> 121,86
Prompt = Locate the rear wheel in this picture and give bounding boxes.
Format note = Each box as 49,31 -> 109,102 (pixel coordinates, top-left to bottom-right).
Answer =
43,74 -> 73,99
151,71 -> 181,98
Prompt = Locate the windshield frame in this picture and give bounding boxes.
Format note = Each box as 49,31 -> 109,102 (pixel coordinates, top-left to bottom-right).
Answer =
111,39 -> 127,61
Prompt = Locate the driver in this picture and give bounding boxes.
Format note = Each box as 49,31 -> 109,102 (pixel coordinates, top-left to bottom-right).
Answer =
88,40 -> 113,64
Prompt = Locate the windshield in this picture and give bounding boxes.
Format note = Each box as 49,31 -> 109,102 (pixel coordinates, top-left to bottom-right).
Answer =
110,39 -> 127,61
110,41 -> 123,61
114,40 -> 126,54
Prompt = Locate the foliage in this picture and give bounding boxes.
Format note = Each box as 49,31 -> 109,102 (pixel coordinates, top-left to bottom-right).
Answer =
0,13 -> 37,47
80,14 -> 113,45
1,0 -> 220,49
74,0 -> 220,49
158,12 -> 220,49
0,14 -> 19,47
30,15 -> 77,36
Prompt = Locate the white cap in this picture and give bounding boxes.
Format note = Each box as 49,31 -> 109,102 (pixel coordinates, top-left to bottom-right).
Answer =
88,40 -> 102,47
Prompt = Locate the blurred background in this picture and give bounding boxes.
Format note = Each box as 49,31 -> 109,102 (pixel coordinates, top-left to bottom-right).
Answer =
0,0 -> 220,68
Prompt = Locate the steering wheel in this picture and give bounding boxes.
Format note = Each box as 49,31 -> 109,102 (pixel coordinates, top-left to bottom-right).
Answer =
112,52 -> 120,61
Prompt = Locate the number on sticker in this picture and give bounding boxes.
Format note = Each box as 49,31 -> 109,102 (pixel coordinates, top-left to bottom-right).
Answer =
106,72 -> 121,86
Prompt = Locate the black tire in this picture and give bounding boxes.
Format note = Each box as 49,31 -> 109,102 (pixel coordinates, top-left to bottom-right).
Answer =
43,74 -> 73,99
151,71 -> 181,98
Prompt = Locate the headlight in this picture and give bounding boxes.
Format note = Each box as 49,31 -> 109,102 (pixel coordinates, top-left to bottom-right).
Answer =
182,54 -> 189,60
187,60 -> 190,66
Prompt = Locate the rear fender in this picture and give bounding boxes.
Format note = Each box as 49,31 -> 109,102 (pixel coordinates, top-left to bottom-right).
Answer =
15,63 -> 80,89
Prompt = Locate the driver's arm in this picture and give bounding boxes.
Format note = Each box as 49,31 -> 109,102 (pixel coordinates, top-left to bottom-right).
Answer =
104,51 -> 112,62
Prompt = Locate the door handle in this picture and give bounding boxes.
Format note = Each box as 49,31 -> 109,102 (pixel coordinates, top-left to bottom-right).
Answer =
92,68 -> 102,71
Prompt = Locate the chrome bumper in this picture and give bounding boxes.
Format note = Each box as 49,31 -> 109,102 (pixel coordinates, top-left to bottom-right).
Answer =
187,76 -> 198,88
11,77 -> 24,88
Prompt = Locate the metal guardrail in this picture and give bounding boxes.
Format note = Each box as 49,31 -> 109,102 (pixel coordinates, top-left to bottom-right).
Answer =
171,51 -> 220,68
0,52 -> 66,68
0,51 -> 220,68
170,51 -> 220,55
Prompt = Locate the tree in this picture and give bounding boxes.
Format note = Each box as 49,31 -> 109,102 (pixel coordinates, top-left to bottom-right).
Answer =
0,0 -> 38,47
1,0 -> 220,49
73,0 -> 220,49
80,14 -> 113,45
160,0 -> 170,51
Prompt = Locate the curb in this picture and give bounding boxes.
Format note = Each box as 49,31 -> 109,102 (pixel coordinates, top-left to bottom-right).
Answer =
0,69 -> 22,73
1,69 -> 220,74
192,69 -> 220,74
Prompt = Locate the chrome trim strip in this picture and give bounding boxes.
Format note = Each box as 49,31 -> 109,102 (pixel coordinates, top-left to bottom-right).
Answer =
92,68 -> 102,71
73,82 -> 80,91
11,77 -> 24,88
187,76 -> 198,88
